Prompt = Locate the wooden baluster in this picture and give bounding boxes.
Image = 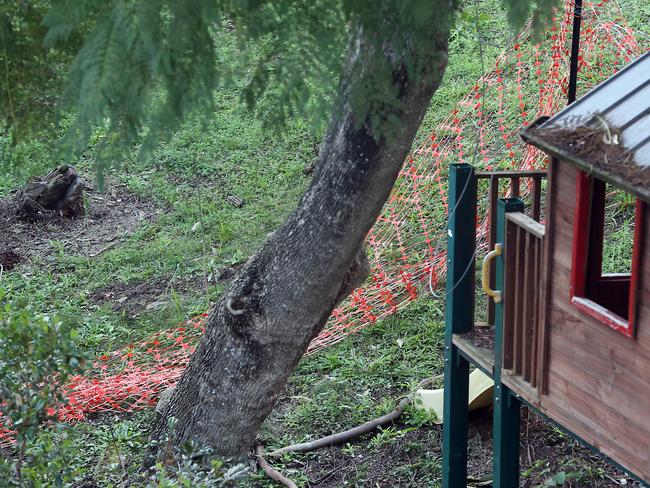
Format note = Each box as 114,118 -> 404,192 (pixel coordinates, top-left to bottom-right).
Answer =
511,176 -> 520,199
522,232 -> 536,382
503,218 -> 517,370
530,237 -> 541,388
513,225 -> 525,375
532,176 -> 542,222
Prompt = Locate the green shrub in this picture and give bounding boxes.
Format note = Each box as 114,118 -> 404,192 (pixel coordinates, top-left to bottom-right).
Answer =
147,434 -> 249,487
0,292 -> 84,485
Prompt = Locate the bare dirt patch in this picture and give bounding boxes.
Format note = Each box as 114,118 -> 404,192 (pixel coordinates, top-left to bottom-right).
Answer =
0,182 -> 161,269
90,273 -> 203,318
464,407 -> 642,488
0,248 -> 23,272
298,427 -> 441,487
89,262 -> 243,318
271,407 -> 641,487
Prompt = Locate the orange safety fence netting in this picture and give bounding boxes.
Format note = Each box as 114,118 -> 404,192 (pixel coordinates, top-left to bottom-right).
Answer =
1,0 -> 648,448
313,0 -> 647,350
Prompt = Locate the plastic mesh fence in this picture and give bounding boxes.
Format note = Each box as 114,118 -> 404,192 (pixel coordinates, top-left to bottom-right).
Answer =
314,0 -> 647,350
1,0 -> 647,448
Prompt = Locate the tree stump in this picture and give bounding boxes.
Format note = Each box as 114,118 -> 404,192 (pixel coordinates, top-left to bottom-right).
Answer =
15,165 -> 85,219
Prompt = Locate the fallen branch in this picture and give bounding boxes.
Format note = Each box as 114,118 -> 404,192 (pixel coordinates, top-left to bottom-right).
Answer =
89,240 -> 120,257
256,375 -> 441,487
255,444 -> 298,488
268,375 -> 440,458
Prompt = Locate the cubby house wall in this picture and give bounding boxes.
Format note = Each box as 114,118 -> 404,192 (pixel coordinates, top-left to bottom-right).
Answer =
539,159 -> 650,482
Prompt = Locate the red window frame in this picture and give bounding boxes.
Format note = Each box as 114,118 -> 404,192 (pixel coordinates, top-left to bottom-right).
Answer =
570,171 -> 644,337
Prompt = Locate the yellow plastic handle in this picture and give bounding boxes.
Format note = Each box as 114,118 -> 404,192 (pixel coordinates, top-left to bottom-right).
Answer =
482,243 -> 502,304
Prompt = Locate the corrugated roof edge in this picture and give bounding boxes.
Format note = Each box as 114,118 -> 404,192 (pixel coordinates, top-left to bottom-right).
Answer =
521,122 -> 650,203
541,51 -> 650,127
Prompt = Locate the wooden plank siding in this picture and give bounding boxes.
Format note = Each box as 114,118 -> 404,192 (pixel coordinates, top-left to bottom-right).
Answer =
539,160 -> 650,482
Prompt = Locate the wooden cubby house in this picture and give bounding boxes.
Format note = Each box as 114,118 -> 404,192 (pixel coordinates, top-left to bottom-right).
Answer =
440,51 -> 650,486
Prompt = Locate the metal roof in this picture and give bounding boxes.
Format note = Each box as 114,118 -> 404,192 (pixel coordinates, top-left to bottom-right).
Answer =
522,51 -> 650,202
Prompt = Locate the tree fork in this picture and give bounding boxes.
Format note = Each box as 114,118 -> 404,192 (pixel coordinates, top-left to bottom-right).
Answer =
148,17 -> 450,463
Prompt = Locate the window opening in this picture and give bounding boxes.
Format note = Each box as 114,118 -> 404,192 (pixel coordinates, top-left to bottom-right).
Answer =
571,173 -> 643,336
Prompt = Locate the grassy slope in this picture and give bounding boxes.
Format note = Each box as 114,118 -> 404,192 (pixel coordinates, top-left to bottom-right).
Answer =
1,0 -> 647,486
2,98 -> 315,355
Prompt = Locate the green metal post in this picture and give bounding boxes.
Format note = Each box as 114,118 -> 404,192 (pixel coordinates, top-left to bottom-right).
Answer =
493,198 -> 525,488
442,163 -> 477,488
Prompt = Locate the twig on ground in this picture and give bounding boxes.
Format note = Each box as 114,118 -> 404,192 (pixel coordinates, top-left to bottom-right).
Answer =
604,474 -> 624,486
108,420 -> 128,488
89,240 -> 120,257
312,466 -> 339,485
255,444 -> 298,488
526,409 -> 533,465
268,375 -> 441,458
164,263 -> 181,297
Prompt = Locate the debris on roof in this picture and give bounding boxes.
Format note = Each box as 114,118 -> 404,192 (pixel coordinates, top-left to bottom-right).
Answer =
522,51 -> 650,201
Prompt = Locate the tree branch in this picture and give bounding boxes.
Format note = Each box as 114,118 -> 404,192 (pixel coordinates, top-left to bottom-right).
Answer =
255,444 -> 298,488
267,375 -> 440,458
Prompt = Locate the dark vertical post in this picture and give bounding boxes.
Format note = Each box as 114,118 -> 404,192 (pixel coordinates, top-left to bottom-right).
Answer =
510,176 -> 520,199
532,175 -> 542,222
442,163 -> 477,488
488,176 -> 499,325
493,198 -> 525,488
568,0 -> 583,104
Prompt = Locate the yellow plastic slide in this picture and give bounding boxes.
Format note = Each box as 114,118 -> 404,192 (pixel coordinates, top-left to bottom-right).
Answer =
413,369 -> 493,424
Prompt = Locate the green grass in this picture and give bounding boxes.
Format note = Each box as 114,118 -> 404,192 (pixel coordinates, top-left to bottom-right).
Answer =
602,185 -> 637,275
1,2 -> 499,483
265,300 -> 445,444
0,0 -> 515,363
1,0 -> 648,486
1,95 -> 315,354
43,301 -> 445,487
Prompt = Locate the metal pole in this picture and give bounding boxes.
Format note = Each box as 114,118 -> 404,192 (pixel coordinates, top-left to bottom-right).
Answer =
442,163 -> 477,488
567,0 -> 583,104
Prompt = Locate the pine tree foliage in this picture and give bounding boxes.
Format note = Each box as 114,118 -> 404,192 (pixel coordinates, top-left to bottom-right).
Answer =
4,0 -> 557,179
44,0 -> 350,178
0,0 -> 77,139
501,0 -> 559,33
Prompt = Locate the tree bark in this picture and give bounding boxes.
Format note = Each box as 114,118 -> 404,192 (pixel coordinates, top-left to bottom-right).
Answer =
149,17 -> 450,461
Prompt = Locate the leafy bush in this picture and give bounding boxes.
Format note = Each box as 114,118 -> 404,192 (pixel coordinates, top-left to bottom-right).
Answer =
0,1 -> 78,139
147,431 -> 249,487
0,292 -> 84,484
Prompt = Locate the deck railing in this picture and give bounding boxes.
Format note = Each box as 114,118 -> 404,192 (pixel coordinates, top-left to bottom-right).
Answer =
475,170 -> 547,326
502,211 -> 546,392
446,166 -> 549,394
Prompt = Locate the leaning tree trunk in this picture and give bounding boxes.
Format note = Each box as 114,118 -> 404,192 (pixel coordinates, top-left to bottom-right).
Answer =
149,18 -> 451,461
